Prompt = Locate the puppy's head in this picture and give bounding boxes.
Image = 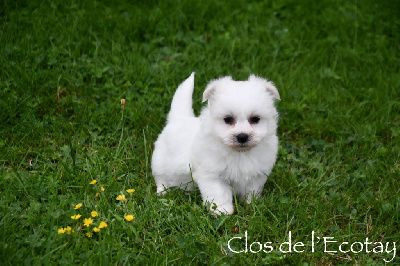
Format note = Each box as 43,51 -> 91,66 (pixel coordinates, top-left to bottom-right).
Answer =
203,75 -> 280,152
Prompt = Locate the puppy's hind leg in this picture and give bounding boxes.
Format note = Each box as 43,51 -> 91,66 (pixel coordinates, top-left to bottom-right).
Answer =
155,175 -> 170,196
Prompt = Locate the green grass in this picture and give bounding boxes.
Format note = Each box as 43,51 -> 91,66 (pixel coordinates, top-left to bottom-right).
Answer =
1,0 -> 399,264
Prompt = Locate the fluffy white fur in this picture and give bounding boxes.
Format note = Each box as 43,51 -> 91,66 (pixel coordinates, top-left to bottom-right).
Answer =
152,73 -> 280,215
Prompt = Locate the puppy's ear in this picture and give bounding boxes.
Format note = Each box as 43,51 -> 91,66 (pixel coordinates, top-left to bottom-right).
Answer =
249,75 -> 281,100
202,76 -> 232,102
202,80 -> 217,102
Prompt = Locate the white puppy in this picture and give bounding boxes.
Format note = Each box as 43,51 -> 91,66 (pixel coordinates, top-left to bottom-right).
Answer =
152,73 -> 280,215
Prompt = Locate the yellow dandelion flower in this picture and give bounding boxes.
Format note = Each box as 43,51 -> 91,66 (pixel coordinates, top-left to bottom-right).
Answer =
86,232 -> 93,238
99,221 -> 108,229
58,228 -> 66,234
84,218 -> 94,227
125,215 -> 135,221
116,194 -> 126,201
65,226 -> 72,235
74,203 -> 83,209
71,214 -> 81,220
89,180 -> 97,185
91,211 -> 98,217
93,227 -> 100,232
95,192 -> 99,198
126,189 -> 135,194
101,186 -> 105,192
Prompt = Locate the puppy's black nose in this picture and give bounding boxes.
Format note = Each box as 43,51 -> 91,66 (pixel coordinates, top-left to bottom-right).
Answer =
236,133 -> 249,144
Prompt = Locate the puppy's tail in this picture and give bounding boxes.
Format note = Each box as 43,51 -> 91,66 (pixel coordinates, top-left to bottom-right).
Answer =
167,72 -> 195,121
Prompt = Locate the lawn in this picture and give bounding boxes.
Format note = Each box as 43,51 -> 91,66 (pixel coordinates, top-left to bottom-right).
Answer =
1,0 -> 399,264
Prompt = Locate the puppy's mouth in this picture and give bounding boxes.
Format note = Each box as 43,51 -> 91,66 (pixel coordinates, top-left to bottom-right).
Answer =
232,144 -> 253,152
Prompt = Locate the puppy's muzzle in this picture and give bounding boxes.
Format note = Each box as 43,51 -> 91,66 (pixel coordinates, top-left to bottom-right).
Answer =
236,133 -> 249,144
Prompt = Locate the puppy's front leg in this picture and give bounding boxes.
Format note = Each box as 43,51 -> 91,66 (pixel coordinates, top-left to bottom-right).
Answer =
241,175 -> 267,204
194,171 -> 234,215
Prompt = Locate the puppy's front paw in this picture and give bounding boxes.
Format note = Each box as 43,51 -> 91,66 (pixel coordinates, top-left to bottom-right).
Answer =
210,202 -> 234,215
243,192 -> 261,204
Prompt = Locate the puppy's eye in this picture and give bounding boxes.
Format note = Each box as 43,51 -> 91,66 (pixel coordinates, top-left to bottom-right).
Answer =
249,116 -> 260,124
224,116 -> 235,125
